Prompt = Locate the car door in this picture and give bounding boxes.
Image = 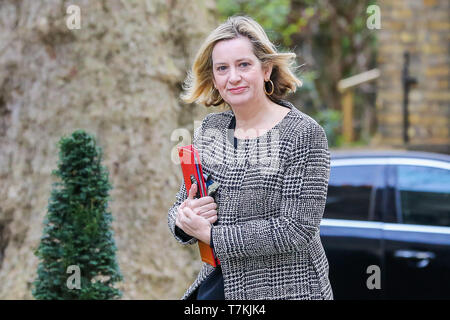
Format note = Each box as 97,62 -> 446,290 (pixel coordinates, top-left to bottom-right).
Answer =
383,160 -> 450,299
321,160 -> 386,300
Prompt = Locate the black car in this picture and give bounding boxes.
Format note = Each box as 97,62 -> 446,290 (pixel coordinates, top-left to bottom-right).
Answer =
320,149 -> 450,299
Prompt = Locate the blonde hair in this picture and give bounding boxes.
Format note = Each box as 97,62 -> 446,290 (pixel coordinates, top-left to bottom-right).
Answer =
180,15 -> 302,108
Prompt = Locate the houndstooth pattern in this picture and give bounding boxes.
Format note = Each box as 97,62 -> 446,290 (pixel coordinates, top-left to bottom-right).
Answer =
167,100 -> 333,300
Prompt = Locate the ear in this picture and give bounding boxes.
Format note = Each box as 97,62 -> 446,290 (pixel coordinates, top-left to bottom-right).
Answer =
263,62 -> 273,81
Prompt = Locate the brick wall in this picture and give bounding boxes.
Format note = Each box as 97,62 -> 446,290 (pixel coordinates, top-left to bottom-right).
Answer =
373,0 -> 449,154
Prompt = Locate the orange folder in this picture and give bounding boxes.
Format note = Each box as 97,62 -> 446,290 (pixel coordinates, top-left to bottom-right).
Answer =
178,144 -> 219,267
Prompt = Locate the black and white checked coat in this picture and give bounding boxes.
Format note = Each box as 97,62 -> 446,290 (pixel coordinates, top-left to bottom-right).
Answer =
168,99 -> 333,300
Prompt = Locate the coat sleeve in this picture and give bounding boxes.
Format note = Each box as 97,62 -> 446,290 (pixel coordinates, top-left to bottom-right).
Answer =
211,121 -> 331,259
167,179 -> 198,245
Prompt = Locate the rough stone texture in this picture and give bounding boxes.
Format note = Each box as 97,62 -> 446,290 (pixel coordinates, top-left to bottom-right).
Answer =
373,0 -> 449,153
0,0 -> 217,299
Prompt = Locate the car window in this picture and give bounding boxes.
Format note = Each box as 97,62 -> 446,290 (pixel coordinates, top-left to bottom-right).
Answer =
396,165 -> 450,227
324,165 -> 384,221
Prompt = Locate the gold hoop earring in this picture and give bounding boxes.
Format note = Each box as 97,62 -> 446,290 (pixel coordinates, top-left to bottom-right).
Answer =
264,79 -> 274,96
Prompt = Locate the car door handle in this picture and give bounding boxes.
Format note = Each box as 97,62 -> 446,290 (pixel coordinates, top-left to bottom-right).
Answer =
394,250 -> 436,268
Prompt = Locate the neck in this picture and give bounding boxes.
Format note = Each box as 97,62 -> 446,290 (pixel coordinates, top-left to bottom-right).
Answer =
230,95 -> 276,130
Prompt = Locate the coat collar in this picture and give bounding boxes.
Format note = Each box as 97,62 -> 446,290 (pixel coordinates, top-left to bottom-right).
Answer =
218,98 -> 303,132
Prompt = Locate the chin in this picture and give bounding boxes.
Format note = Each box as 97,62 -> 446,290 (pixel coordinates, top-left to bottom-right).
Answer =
225,93 -> 253,106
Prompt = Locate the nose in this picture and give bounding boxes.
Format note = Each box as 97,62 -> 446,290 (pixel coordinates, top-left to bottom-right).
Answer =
228,66 -> 241,84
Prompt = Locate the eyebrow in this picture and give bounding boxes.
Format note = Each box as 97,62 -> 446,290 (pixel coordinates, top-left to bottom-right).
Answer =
213,57 -> 253,66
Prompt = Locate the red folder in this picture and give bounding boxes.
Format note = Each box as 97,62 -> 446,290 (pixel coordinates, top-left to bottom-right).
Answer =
178,144 -> 219,267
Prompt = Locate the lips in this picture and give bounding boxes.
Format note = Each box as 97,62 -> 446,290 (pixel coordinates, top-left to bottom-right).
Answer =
228,86 -> 247,93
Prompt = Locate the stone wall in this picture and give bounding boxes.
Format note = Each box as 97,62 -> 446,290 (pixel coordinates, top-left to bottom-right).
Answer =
373,0 -> 449,153
0,0 -> 217,299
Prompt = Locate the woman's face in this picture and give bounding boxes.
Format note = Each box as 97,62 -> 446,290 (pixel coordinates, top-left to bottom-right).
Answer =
211,36 -> 271,108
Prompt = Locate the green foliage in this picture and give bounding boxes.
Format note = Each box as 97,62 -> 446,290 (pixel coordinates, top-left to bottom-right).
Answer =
217,0 -> 291,45
33,130 -> 123,300
217,0 -> 378,147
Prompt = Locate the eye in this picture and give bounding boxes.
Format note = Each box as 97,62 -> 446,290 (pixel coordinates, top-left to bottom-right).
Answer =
216,66 -> 227,71
240,62 -> 250,67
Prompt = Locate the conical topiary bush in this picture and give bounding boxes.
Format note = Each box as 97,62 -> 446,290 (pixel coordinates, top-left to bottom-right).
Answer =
33,129 -> 123,299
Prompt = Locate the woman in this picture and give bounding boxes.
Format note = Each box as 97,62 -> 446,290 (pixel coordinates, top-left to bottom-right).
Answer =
167,15 -> 333,300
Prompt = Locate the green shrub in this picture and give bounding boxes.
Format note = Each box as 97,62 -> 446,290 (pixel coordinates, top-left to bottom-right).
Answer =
33,130 -> 123,299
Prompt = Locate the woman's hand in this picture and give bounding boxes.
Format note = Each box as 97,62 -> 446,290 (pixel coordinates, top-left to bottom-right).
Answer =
175,183 -> 218,245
